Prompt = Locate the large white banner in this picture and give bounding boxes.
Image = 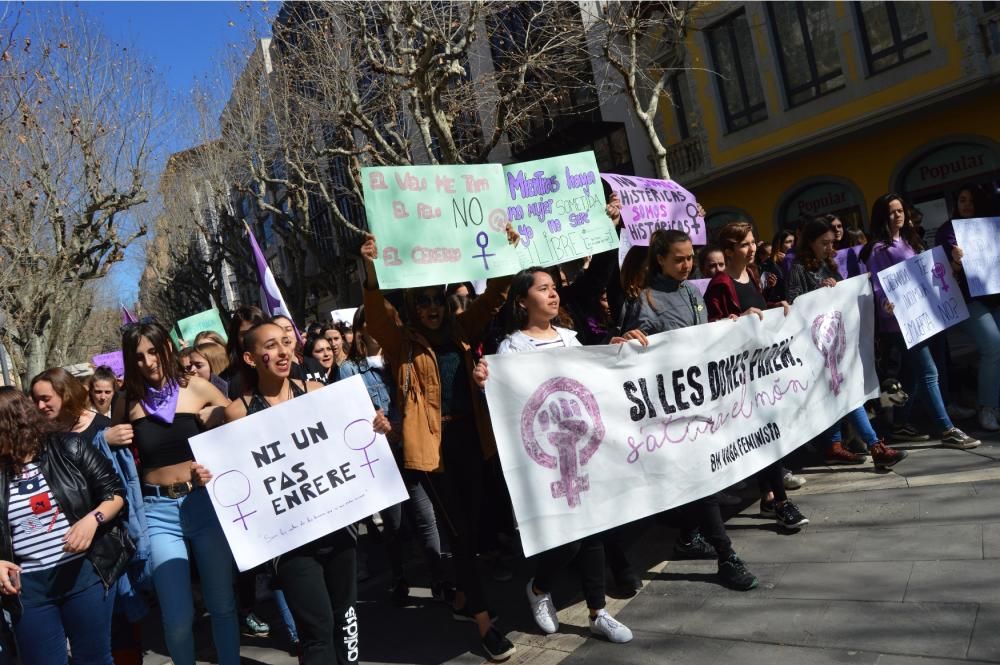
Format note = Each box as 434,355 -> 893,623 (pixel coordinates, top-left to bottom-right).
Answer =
190,376 -> 408,571
876,245 -> 969,349
953,217 -> 1000,298
485,275 -> 879,556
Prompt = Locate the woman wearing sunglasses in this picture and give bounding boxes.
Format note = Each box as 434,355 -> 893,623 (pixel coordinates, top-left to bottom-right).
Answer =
357,227 -> 519,662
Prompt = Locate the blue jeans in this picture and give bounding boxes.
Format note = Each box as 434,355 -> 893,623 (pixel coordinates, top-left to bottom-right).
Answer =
145,487 -> 240,665
274,588 -> 298,642
887,334 -> 954,433
825,406 -> 881,447
14,558 -> 114,665
959,300 -> 1000,409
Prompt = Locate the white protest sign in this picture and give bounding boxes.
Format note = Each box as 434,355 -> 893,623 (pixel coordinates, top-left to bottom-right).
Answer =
189,376 -> 408,571
953,217 -> 1000,297
330,308 -> 358,326
485,275 -> 878,556
876,245 -> 969,349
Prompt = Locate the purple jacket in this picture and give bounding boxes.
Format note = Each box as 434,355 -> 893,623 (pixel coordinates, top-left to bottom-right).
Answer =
865,238 -> 918,334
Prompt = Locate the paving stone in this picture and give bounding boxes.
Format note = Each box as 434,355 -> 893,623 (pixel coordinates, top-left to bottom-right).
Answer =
892,448 -> 994,479
851,523 -> 983,561
968,603 -> 1000,662
771,562 -> 913,601
642,562 -> 788,597
733,528 -> 860,564
917,495 -> 1000,524
904,560 -> 1000,603
984,523 -> 1000,559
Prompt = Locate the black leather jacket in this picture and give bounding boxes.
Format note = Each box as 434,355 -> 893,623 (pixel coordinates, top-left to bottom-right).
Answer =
0,433 -> 132,602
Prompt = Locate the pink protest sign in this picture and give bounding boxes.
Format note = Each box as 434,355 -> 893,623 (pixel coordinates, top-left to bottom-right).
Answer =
92,351 -> 125,378
601,173 -> 706,246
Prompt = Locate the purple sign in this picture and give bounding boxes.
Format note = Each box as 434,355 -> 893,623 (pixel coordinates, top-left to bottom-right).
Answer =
92,351 -> 124,378
601,173 -> 706,245
687,278 -> 711,296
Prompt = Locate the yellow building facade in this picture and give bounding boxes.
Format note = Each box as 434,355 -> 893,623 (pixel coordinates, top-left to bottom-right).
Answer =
661,1 -> 1000,242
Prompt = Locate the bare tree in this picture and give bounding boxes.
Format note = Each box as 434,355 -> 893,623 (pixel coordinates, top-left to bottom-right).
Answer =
0,10 -> 160,380
593,1 -> 697,180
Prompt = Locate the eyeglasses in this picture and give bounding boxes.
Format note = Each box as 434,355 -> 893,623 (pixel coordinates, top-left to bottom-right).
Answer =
415,294 -> 446,308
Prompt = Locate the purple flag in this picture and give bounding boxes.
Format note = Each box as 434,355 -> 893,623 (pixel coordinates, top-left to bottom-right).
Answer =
121,305 -> 138,326
244,222 -> 301,341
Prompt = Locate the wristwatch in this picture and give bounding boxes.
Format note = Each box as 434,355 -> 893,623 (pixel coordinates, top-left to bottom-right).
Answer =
92,511 -> 105,525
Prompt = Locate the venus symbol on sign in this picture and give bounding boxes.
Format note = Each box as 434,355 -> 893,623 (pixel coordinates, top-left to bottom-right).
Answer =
473,231 -> 495,270
344,419 -> 379,478
213,470 -> 257,530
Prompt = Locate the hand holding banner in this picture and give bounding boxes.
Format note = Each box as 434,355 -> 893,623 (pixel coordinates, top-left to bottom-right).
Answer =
189,376 -> 408,571
953,217 -> 1000,297
484,275 -> 877,556
877,245 -> 969,348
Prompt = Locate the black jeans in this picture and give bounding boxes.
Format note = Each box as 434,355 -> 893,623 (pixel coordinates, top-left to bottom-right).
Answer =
276,529 -> 358,665
678,494 -> 734,562
755,462 -> 787,503
381,468 -> 444,583
423,419 -> 488,615
533,535 -> 606,610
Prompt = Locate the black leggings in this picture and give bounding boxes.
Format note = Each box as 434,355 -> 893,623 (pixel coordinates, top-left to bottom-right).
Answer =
678,494 -> 734,562
533,535 -> 606,610
423,420 -> 488,615
755,462 -> 788,503
276,528 -> 358,665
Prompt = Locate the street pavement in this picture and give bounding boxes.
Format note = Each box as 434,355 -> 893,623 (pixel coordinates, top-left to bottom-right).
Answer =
143,426 -> 1000,665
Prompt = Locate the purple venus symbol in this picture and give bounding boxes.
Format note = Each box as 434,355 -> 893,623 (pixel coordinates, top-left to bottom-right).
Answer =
811,312 -> 847,395
931,262 -> 950,292
519,377 -> 605,509
344,419 -> 379,478
212,470 -> 256,530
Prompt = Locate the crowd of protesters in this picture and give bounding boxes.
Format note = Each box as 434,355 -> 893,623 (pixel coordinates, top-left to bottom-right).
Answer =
0,181 -> 995,664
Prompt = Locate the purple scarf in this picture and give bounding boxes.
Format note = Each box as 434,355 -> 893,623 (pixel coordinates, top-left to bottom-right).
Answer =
142,380 -> 179,424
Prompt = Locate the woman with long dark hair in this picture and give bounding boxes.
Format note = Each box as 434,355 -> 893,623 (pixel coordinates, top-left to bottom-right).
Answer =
122,320 -> 239,665
0,388 -> 130,664
89,366 -> 119,420
861,194 -> 980,449
359,229 -> 519,662
789,217 -> 908,468
222,305 -> 266,400
476,267 -> 635,644
632,229 -> 760,591
935,184 -> 1000,432
195,320 -> 388,664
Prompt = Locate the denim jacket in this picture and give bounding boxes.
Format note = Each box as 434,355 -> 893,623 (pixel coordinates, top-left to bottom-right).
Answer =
338,357 -> 395,423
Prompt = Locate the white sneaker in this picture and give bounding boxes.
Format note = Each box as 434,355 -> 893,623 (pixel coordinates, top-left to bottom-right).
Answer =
589,609 -> 633,643
782,470 -> 807,489
525,579 -> 558,634
947,404 -> 977,421
978,406 -> 1000,432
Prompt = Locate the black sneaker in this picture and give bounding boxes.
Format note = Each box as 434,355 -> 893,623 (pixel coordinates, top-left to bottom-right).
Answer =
718,553 -> 759,591
481,626 -> 516,662
759,498 -> 775,517
891,424 -> 930,442
775,501 -> 809,530
940,427 -> 981,450
674,532 -> 717,560
431,580 -> 456,604
240,611 -> 270,636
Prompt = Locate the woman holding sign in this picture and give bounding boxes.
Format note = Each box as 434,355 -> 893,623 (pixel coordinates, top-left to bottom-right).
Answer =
121,320 -> 240,665
935,185 -> 1000,432
195,320 -> 389,665
473,267 -> 636,644
861,194 -> 980,450
630,229 -> 761,591
359,229 -> 519,662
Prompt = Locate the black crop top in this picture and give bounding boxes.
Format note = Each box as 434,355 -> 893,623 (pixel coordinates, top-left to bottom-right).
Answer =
131,413 -> 203,470
240,381 -> 307,416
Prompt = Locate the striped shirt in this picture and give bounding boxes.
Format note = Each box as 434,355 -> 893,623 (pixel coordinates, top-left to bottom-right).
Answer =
8,463 -> 84,572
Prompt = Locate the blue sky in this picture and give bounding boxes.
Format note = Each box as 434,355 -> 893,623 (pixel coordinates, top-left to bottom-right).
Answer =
72,2 -> 273,305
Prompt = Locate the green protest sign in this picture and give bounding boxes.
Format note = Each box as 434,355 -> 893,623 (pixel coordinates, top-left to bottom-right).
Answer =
361,163 -> 522,290
504,151 -> 617,267
176,308 -> 228,345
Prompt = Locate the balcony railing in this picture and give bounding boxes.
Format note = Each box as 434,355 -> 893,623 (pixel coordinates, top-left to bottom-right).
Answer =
665,136 -> 705,179
981,9 -> 1000,56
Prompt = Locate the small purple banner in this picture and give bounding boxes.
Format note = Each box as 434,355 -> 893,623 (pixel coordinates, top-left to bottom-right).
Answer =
92,351 -> 125,378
